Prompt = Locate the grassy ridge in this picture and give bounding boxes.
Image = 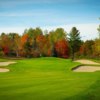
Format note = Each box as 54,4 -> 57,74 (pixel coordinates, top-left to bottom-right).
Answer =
0,57 -> 100,100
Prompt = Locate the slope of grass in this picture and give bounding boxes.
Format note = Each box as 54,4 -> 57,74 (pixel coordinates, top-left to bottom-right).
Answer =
0,57 -> 100,100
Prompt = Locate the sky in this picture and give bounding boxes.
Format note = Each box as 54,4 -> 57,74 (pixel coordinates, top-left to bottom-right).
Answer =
0,0 -> 100,40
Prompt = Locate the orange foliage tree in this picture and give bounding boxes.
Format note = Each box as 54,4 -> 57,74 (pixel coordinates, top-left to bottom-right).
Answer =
36,35 -> 52,56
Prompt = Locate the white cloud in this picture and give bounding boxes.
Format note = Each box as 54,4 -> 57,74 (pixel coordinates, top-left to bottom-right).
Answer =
0,23 -> 99,40
0,27 -> 25,34
42,23 -> 99,40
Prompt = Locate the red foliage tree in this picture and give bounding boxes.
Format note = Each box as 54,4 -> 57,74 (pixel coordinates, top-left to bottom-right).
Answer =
79,44 -> 85,55
3,46 -> 9,55
55,39 -> 69,58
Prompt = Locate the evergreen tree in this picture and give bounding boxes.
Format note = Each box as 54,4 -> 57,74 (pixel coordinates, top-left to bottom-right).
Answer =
68,27 -> 81,60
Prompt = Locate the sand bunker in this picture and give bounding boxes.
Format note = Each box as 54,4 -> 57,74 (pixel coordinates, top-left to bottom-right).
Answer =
0,61 -> 16,72
0,68 -> 9,72
0,62 -> 16,66
75,60 -> 99,65
73,60 -> 100,72
73,66 -> 100,72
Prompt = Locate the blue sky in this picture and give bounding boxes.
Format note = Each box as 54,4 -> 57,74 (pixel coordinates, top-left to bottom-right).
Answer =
0,0 -> 100,40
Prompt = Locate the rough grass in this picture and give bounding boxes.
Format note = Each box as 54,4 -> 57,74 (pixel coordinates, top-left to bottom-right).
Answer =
0,57 -> 100,100
0,58 -> 8,62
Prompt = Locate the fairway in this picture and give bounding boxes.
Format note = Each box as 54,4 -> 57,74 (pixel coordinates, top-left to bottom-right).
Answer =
0,57 -> 100,100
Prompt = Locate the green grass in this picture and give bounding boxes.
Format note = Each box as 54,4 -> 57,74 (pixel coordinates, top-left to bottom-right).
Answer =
0,58 -> 8,62
0,57 -> 100,100
91,59 -> 100,63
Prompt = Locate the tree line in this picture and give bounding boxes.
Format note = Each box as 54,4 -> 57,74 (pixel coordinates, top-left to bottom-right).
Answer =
0,26 -> 100,60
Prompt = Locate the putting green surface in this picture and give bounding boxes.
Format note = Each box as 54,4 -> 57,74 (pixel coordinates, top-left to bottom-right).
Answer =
0,57 -> 100,100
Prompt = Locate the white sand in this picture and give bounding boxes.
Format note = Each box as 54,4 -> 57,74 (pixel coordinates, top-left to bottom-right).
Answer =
0,62 -> 16,66
0,61 -> 16,72
75,59 -> 100,65
73,66 -> 100,72
73,59 -> 100,72
0,68 -> 9,72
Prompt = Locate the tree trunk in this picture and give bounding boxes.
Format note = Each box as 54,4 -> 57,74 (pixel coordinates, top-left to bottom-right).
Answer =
72,47 -> 74,61
16,51 -> 19,57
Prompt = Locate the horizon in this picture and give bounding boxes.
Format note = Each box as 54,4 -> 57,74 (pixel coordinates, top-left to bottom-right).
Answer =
0,0 -> 100,40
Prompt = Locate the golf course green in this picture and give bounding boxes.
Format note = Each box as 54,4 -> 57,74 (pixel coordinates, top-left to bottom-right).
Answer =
0,57 -> 100,100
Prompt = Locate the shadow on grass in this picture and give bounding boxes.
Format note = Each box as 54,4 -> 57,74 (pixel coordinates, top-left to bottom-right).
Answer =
64,79 -> 100,100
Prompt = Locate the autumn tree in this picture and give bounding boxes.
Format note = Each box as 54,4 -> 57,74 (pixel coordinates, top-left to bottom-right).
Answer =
0,33 -> 11,55
79,40 -> 94,57
7,33 -> 21,57
36,34 -> 51,56
13,34 -> 21,57
55,39 -> 69,58
49,28 -> 67,57
22,27 -> 43,57
93,39 -> 100,57
20,34 -> 29,57
49,30 -> 56,57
